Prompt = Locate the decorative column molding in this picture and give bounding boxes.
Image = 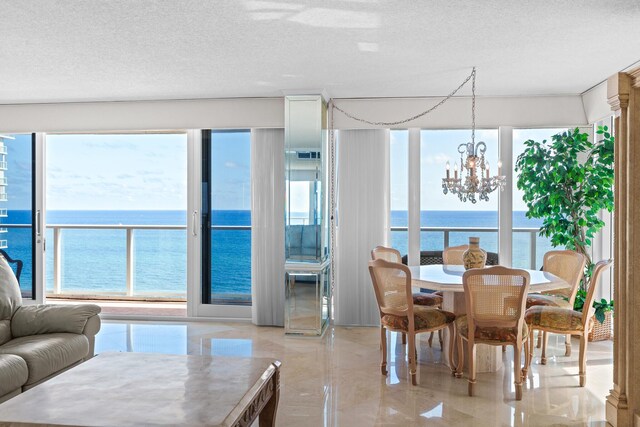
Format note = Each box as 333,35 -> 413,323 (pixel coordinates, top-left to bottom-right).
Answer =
606,69 -> 638,427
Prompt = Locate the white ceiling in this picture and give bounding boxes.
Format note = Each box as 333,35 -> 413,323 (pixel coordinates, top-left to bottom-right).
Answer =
1,0 -> 639,104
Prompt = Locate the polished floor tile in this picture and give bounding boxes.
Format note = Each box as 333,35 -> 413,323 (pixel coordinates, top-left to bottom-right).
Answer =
95,321 -> 613,426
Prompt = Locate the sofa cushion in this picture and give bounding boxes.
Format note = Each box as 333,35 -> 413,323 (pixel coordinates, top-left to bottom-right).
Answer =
0,255 -> 22,324
11,304 -> 101,338
0,333 -> 89,386
0,354 -> 28,397
0,320 -> 11,347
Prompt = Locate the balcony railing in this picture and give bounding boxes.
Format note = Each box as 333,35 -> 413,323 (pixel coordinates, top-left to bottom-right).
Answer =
48,224 -> 188,298
0,223 -> 545,297
390,226 -> 544,270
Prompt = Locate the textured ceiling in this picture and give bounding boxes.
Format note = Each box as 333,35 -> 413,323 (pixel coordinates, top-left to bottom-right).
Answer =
1,0 -> 640,103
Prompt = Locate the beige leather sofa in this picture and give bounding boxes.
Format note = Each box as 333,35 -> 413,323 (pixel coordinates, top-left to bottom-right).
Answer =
0,256 -> 101,403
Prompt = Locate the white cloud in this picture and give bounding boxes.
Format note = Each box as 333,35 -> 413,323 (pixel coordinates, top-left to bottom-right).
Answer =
421,154 -> 452,165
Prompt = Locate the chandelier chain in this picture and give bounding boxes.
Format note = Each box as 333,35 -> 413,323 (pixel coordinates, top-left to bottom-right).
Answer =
330,68 -> 475,126
471,67 -> 476,145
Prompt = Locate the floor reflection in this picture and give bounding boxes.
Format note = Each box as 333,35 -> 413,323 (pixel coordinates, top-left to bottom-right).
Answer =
93,320 -> 612,426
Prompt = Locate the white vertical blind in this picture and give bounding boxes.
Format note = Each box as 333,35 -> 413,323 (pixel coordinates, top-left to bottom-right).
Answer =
250,129 -> 285,326
408,128 -> 421,266
335,129 -> 390,326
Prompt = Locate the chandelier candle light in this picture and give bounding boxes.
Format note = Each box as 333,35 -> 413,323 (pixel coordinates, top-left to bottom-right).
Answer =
442,68 -> 506,203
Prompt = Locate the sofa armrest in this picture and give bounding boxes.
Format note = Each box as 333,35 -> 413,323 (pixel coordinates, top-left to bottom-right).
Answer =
82,315 -> 101,359
11,304 -> 101,338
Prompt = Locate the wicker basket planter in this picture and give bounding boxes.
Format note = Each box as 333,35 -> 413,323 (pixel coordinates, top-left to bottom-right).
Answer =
589,311 -> 613,341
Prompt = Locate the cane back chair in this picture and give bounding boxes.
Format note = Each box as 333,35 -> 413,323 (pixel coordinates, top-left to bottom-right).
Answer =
368,259 -> 456,385
455,266 -> 531,400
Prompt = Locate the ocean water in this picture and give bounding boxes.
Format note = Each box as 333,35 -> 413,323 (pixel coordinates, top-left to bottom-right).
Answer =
2,210 -> 553,298
390,210 -> 553,269
4,210 -> 251,298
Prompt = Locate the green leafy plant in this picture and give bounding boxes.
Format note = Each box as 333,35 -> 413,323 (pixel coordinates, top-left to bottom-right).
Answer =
573,289 -> 614,324
515,126 -> 615,312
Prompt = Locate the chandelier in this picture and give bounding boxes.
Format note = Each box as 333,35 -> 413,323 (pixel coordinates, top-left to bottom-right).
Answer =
442,68 -> 506,203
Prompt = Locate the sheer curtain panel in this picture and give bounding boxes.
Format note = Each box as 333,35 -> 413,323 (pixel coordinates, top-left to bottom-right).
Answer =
251,129 -> 285,326
335,129 -> 390,326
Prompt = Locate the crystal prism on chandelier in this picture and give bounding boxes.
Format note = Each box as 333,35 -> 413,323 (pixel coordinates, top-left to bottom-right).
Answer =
442,68 -> 506,203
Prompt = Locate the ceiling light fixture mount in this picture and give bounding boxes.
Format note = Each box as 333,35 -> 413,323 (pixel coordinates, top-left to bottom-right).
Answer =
442,68 -> 506,203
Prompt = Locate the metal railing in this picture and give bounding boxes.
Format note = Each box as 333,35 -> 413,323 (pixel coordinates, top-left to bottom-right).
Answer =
390,226 -> 542,269
49,224 -> 188,297
46,224 -> 250,297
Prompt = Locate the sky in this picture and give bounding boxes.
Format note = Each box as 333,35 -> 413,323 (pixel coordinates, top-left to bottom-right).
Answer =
4,128 -> 567,213
3,133 -> 33,210
46,133 -> 189,210
390,128 -> 568,213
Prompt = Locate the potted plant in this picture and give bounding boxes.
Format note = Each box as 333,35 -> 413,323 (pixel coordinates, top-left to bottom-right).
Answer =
515,126 -> 614,333
574,289 -> 614,340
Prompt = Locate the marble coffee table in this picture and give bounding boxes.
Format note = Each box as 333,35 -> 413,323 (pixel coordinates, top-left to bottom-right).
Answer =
0,352 -> 281,427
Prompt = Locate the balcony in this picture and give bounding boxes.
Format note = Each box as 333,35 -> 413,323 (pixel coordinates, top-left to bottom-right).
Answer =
1,223 -> 547,300
0,146 -> 7,155
0,177 -> 7,186
390,226 -> 550,270
42,224 -> 251,301
0,161 -> 7,170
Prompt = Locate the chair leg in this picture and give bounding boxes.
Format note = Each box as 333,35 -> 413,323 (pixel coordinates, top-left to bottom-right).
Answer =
402,332 -> 407,345
447,324 -> 456,375
408,333 -> 417,386
522,337 -> 530,380
428,331 -> 434,347
467,341 -> 476,396
438,329 -> 444,349
541,331 -> 548,365
579,332 -> 588,387
514,343 -> 523,401
536,330 -> 542,348
565,333 -> 572,357
455,331 -> 464,378
528,329 -> 535,368
380,326 -> 388,375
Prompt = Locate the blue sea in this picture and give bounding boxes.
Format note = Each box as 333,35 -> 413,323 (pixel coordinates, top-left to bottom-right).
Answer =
2,210 -> 552,298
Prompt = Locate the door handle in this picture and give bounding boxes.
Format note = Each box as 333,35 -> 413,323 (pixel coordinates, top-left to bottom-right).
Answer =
35,210 -> 41,238
192,211 -> 198,237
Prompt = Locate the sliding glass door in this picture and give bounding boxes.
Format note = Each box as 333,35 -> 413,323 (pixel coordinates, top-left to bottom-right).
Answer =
0,134 -> 36,299
198,130 -> 252,317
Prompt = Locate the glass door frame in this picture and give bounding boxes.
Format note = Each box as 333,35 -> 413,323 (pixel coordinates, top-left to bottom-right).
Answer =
33,133 -> 46,304
186,129 -> 251,318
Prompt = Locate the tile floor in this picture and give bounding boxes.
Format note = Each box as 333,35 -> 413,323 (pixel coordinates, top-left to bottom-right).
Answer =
95,320 -> 613,426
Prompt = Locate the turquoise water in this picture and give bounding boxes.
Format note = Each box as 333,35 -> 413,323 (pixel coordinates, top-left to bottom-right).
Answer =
390,210 -> 554,269
3,209 -> 553,298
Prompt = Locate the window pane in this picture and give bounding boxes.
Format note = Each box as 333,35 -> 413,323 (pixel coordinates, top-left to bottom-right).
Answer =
390,130 -> 408,256
46,133 -> 187,298
512,129 -> 564,269
2,134 -> 34,298
421,130 -> 499,254
210,131 -> 251,303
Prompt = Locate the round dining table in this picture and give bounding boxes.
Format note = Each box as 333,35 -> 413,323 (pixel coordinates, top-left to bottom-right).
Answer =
408,264 -> 569,373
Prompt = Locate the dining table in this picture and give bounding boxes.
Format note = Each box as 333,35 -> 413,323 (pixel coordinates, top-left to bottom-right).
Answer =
409,264 -> 569,373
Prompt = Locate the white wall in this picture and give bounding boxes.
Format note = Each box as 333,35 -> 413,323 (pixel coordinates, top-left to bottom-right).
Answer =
332,95 -> 588,129
0,94 -> 594,133
0,98 -> 284,133
581,82 -> 611,124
